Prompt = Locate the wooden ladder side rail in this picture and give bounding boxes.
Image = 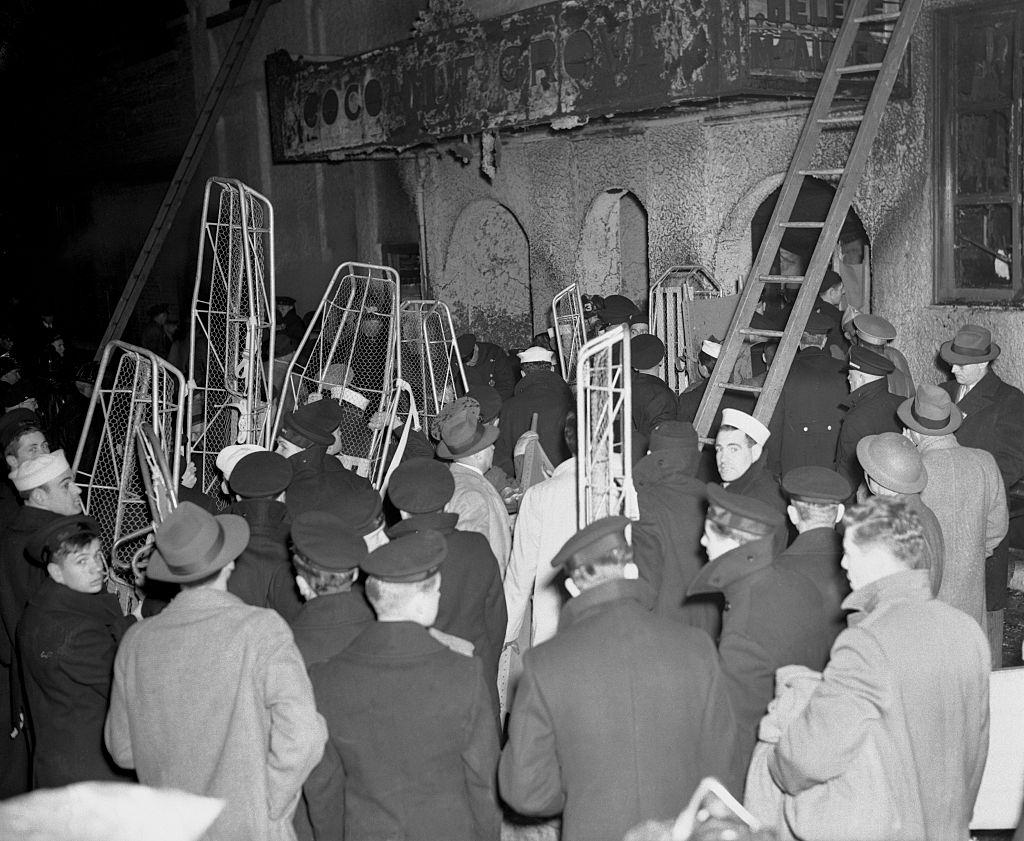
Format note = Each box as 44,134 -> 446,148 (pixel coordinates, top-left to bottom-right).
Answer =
95,0 -> 273,359
692,0 -> 922,441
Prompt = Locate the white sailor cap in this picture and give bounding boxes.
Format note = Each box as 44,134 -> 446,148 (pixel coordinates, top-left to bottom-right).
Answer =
518,346 -> 555,365
10,450 -> 72,492
216,444 -> 267,480
719,409 -> 770,446
700,339 -> 722,359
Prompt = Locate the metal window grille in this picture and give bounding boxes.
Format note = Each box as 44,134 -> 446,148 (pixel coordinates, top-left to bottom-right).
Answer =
399,300 -> 466,424
552,283 -> 586,383
575,324 -> 637,529
72,341 -> 185,612
274,262 -> 400,483
187,178 -> 275,504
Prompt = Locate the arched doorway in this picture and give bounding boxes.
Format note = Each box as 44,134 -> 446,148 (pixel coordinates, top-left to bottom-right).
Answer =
575,189 -> 650,304
439,199 -> 532,349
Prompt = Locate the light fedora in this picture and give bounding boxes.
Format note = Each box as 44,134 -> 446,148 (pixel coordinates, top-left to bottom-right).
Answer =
148,501 -> 249,583
436,401 -> 499,460
940,324 -> 1000,365
898,384 -> 962,437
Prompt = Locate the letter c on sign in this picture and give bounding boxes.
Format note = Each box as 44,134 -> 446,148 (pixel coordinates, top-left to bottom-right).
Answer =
344,83 -> 362,120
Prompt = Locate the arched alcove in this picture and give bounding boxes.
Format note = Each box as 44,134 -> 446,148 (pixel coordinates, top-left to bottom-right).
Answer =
575,189 -> 650,303
439,199 -> 532,349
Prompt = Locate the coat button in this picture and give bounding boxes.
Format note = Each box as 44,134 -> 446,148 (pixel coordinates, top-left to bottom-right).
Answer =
827,425 -> 832,430
803,426 -> 808,432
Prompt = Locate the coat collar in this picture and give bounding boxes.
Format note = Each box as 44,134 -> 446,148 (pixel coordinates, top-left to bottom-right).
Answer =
687,535 -> 776,597
14,505 -> 62,533
956,369 -> 1001,414
842,378 -> 889,410
387,511 -> 459,538
724,455 -> 772,493
916,434 -> 960,453
782,527 -> 841,556
512,369 -> 568,397
559,578 -> 651,628
294,589 -> 374,626
33,576 -> 126,621
841,569 -> 931,616
229,498 -> 288,528
345,620 -> 445,657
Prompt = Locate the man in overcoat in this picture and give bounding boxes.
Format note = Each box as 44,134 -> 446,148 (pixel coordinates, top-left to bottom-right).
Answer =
834,345 -> 903,489
387,456 -> 506,712
288,511 -> 374,667
630,334 -> 677,445
276,398 -> 370,488
851,313 -> 914,398
496,346 -> 573,467
777,466 -> 851,645
105,502 -> 326,841
769,496 -> 989,841
766,312 -> 848,477
224,450 -> 302,621
304,531 -> 501,841
687,485 -> 832,786
500,517 -> 738,841
856,432 -> 944,595
938,324 -> 1024,663
900,385 -> 1006,644
458,332 -> 517,401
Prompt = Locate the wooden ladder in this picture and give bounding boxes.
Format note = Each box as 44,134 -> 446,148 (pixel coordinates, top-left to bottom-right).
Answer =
95,0 -> 273,358
692,0 -> 924,442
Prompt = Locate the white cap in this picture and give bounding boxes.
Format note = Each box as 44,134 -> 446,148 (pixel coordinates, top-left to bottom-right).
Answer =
330,386 -> 369,411
719,409 -> 770,446
700,339 -> 722,359
216,444 -> 267,480
10,449 -> 72,492
517,346 -> 555,365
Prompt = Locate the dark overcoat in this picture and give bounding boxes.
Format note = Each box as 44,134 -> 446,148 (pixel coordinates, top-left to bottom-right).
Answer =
766,347 -> 848,478
226,498 -> 302,621
287,446 -> 370,486
687,536 -> 833,787
774,527 -> 849,647
499,579 -> 737,841
388,512 -> 506,692
464,341 -> 517,401
719,456 -> 788,551
289,588 -> 375,668
632,452 -> 716,633
496,370 -> 573,467
18,578 -> 135,786
631,372 -> 677,440
0,505 -> 58,667
304,622 -> 501,841
834,378 -> 904,488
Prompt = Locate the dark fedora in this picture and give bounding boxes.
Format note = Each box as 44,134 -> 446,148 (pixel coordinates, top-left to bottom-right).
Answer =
148,501 -> 250,583
436,400 -> 499,460
898,384 -> 962,436
940,324 -> 1000,365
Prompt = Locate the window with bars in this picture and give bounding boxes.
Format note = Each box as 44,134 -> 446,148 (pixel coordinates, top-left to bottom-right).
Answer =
935,1 -> 1022,303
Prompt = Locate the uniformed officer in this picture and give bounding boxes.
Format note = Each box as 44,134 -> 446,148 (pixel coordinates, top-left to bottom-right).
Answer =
835,344 -> 903,489
630,334 -> 677,444
304,531 -> 501,841
852,313 -> 914,398
457,333 -> 517,401
778,466 -> 851,643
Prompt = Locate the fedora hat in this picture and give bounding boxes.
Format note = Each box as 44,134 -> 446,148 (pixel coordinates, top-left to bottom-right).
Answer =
940,324 -> 1000,365
148,501 -> 249,583
436,401 -> 499,460
898,384 -> 962,436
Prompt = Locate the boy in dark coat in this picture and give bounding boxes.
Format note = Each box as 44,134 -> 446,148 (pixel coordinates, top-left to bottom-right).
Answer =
500,517 -> 737,841
305,531 -> 501,841
225,450 -> 303,621
18,515 -> 136,786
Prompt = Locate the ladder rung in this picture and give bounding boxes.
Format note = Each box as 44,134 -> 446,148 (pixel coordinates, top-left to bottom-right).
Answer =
838,62 -> 884,74
759,275 -> 804,283
855,11 -> 902,23
818,113 -> 865,126
739,328 -> 785,339
799,168 -> 845,178
717,383 -> 764,394
780,221 -> 825,228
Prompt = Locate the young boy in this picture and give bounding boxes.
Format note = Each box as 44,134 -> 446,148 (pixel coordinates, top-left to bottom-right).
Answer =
18,514 -> 137,786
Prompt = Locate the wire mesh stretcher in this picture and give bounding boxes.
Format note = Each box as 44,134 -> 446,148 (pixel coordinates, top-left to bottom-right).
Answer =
575,324 -> 637,529
274,262 -> 400,485
398,300 -> 466,426
72,342 -> 185,613
552,283 -> 586,383
187,178 -> 275,503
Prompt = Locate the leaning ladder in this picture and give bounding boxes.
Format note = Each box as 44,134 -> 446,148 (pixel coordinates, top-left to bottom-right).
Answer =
95,0 -> 273,358
692,0 -> 924,442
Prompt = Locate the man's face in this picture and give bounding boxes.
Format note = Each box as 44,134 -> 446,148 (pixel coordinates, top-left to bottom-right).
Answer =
35,471 -> 84,515
275,304 -> 288,319
951,361 -> 988,388
700,520 -> 731,562
841,530 -> 890,591
715,428 -> 757,482
50,538 -> 105,594
6,430 -> 49,470
822,283 -> 844,306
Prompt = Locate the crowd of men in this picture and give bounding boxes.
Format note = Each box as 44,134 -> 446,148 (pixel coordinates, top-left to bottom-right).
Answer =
0,281 -> 1021,841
